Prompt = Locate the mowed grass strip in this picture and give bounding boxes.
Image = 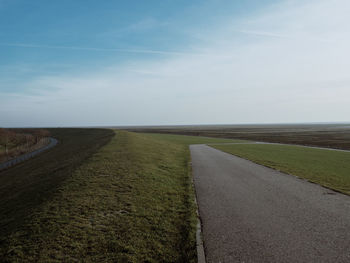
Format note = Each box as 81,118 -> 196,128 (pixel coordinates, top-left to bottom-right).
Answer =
212,143 -> 350,195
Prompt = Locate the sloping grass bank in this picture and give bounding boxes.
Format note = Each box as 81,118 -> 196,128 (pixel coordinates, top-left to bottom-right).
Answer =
0,129 -> 113,240
212,143 -> 350,195
1,130 -> 240,262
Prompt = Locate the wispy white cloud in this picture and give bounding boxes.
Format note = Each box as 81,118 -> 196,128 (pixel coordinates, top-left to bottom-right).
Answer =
231,28 -> 334,43
0,42 -> 192,56
232,29 -> 291,39
0,42 -> 232,62
1,0 -> 350,126
0,43 -> 204,55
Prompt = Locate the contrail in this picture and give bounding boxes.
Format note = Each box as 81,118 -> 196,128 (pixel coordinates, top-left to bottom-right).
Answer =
0,43 -> 194,56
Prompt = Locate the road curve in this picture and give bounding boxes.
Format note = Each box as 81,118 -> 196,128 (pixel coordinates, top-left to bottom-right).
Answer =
190,144 -> 350,263
0,137 -> 58,171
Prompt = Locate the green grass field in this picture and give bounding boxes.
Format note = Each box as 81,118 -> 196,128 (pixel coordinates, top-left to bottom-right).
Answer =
212,143 -> 350,195
0,130 -> 240,262
143,133 -> 245,145
3,129 -> 350,260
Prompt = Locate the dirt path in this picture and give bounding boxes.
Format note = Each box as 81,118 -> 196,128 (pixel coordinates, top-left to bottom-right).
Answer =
0,138 -> 58,171
191,144 -> 350,263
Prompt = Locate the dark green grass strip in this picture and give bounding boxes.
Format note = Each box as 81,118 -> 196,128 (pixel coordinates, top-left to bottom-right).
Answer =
0,129 -> 113,238
212,143 -> 350,195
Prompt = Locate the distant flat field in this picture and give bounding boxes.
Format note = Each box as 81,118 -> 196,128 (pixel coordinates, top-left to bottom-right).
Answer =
126,123 -> 350,150
211,143 -> 350,195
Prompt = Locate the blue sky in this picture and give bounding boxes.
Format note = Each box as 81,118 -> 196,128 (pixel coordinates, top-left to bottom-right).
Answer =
1,0 -> 275,94
1,0 -> 349,127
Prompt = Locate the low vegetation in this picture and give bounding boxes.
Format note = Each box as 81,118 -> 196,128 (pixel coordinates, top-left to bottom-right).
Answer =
212,143 -> 350,195
0,130 -> 238,262
0,128 -> 51,162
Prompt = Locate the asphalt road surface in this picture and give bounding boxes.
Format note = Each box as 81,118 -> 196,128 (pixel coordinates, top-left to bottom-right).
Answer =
190,144 -> 350,263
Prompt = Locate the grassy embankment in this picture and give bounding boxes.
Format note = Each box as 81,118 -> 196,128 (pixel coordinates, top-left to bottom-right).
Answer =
212,143 -> 350,195
0,130 -> 240,262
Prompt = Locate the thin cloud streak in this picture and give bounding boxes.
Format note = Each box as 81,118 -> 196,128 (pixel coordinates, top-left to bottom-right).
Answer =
233,29 -> 292,39
0,43 -> 204,56
232,29 -> 334,43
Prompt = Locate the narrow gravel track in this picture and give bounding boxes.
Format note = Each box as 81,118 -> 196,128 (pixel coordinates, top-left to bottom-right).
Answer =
191,144 -> 350,263
0,137 -> 58,171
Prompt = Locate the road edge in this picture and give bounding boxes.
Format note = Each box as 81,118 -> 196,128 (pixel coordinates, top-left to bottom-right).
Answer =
189,145 -> 206,263
195,197 -> 206,263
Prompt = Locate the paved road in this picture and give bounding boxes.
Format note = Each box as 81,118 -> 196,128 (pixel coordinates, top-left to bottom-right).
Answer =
0,137 -> 58,171
190,144 -> 350,263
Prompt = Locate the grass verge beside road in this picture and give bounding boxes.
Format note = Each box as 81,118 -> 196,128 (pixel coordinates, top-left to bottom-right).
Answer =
212,143 -> 350,195
0,131 -> 240,262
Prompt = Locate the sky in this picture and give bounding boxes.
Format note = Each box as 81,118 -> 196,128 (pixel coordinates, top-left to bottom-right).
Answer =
0,0 -> 349,127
